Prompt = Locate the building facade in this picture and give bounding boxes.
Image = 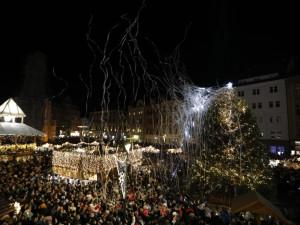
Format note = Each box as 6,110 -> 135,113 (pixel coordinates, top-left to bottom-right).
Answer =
52,96 -> 82,138
89,110 -> 127,141
128,100 -> 145,142
236,73 -> 300,155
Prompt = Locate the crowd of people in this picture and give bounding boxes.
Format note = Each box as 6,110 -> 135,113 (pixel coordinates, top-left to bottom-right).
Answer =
0,151 -> 285,225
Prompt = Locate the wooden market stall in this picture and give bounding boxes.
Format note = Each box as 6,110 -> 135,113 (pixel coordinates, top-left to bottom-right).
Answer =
0,98 -> 45,160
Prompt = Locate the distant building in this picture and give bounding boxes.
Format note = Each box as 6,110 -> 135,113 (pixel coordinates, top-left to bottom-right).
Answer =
128,100 -> 145,142
42,100 -> 56,142
79,117 -> 90,137
143,99 -> 160,144
89,110 -> 127,141
236,73 -> 300,156
159,100 -> 182,146
52,96 -> 81,137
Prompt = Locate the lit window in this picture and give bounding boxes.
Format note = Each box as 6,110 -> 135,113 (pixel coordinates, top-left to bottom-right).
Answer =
270,146 -> 276,154
277,146 -> 284,155
277,131 -> 282,138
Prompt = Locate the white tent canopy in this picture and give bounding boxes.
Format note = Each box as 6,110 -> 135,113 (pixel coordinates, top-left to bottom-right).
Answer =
0,122 -> 45,136
0,98 -> 26,117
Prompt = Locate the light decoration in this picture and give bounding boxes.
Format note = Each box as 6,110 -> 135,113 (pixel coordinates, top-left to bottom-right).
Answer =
14,202 -> 21,214
167,148 -> 183,154
141,145 -> 160,153
52,146 -> 142,175
183,87 -> 273,195
226,82 -> 233,89
0,143 -> 37,153
4,115 -> 14,122
72,3 -> 273,198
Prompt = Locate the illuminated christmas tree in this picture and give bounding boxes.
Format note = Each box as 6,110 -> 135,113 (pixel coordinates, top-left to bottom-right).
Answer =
189,88 -> 273,197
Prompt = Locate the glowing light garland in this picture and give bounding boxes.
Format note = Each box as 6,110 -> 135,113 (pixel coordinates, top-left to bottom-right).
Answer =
72,2 -> 273,197
52,149 -> 143,174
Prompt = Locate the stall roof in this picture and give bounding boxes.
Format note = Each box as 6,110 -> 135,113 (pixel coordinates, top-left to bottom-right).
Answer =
231,190 -> 290,224
0,122 -> 45,136
0,196 -> 15,217
0,98 -> 26,117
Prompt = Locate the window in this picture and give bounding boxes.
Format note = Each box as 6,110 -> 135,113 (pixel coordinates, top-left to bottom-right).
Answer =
252,103 -> 256,109
238,91 -> 244,97
270,86 -> 278,93
258,103 -> 262,109
296,104 -> 300,115
276,131 -> 282,138
269,102 -> 273,108
277,146 -> 285,155
276,116 -> 281,122
257,117 -> 263,123
252,89 -> 260,95
270,116 -> 273,123
295,87 -> 300,96
275,101 -> 280,107
271,131 -> 276,138
270,146 -> 276,154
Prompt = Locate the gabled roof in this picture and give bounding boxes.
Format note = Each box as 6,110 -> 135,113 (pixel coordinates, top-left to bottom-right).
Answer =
231,191 -> 290,224
0,98 -> 26,117
0,196 -> 15,217
0,122 -> 45,136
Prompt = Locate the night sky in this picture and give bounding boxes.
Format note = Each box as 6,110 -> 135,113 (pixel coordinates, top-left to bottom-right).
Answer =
1,1 -> 299,113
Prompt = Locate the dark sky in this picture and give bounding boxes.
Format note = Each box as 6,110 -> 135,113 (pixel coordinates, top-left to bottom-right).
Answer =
1,1 -> 299,113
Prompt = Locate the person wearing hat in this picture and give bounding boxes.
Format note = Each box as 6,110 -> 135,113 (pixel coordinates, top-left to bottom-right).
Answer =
160,203 -> 169,217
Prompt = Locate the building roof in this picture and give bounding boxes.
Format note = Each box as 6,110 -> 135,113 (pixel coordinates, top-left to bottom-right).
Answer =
0,122 -> 45,136
231,190 -> 290,224
0,98 -> 26,117
0,196 -> 15,217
